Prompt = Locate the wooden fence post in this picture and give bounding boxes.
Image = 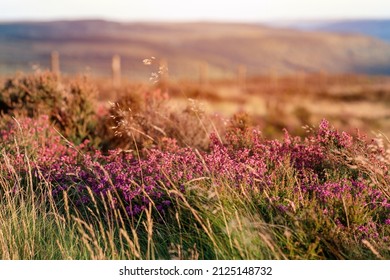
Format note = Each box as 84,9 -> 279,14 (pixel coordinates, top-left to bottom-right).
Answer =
112,54 -> 121,88
51,51 -> 60,77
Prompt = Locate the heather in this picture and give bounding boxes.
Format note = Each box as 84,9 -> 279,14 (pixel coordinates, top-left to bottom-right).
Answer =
0,72 -> 99,145
0,73 -> 390,259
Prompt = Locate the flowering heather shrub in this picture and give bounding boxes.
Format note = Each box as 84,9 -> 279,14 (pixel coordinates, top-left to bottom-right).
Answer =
0,115 -> 79,192
56,77 -> 99,144
0,72 -> 99,145
1,114 -> 389,258
0,72 -> 62,117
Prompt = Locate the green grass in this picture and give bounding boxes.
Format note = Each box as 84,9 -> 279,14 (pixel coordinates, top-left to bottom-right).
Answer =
1,152 -> 388,260
0,73 -> 389,260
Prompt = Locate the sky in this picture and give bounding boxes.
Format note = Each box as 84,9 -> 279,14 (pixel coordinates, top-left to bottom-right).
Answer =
1,0 -> 390,22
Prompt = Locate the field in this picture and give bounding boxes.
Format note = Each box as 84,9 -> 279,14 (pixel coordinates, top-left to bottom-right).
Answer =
0,70 -> 389,260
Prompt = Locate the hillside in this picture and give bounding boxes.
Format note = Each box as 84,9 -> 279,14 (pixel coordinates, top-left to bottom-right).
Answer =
279,19 -> 390,42
1,20 -> 390,79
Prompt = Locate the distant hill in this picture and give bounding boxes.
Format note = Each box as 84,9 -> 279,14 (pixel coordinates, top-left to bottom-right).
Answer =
316,20 -> 390,42
272,19 -> 390,42
1,20 -> 390,79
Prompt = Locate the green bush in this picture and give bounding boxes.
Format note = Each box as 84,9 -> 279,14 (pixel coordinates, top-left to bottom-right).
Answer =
0,72 -> 99,145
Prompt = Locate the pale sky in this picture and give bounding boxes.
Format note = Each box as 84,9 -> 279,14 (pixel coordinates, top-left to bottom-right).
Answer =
1,0 -> 390,22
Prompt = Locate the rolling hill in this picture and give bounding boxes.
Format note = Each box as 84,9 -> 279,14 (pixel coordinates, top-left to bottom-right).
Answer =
1,20 -> 390,79
275,19 -> 390,42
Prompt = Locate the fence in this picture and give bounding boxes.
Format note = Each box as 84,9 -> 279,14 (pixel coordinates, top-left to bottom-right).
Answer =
49,51 -> 254,89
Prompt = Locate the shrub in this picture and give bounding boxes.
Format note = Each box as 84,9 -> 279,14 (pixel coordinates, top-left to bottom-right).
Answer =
106,89 -> 217,152
0,72 -> 98,145
1,73 -> 389,259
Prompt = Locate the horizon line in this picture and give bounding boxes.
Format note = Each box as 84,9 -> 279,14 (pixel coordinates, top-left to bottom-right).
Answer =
1,16 -> 390,24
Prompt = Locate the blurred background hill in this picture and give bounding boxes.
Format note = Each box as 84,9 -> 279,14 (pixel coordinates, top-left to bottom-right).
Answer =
1,20 -> 390,79
273,19 -> 390,42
